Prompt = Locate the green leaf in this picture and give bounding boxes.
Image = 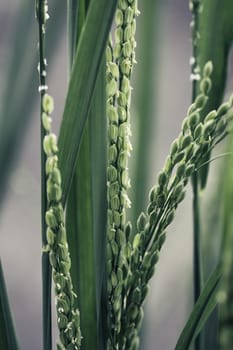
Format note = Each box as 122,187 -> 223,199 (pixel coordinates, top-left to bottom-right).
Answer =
89,59 -> 107,349
58,0 -> 118,205
218,136 -> 233,349
0,260 -> 19,350
65,1 -> 108,349
195,0 -> 233,188
66,122 -> 98,350
175,264 -> 221,350
130,0 -> 159,222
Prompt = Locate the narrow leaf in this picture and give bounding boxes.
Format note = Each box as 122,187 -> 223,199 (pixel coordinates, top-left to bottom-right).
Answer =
218,136 -> 233,349
195,0 -> 233,187
175,265 -> 221,350
65,1 -> 108,349
58,0 -> 118,205
131,0 -> 159,222
66,123 -> 98,350
0,260 -> 19,350
89,59 -> 107,349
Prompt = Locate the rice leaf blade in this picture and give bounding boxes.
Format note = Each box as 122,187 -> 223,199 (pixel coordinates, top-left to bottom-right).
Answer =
89,59 -> 107,348
65,1 -> 108,348
66,123 -> 98,350
218,136 -> 233,349
58,0 -> 118,205
195,0 -> 233,187
175,265 -> 221,350
131,0 -> 159,222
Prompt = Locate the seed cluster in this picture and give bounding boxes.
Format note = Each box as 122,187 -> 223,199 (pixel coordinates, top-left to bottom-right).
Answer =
106,1 -> 139,349
42,95 -> 82,350
123,62 -> 233,349
106,56 -> 233,349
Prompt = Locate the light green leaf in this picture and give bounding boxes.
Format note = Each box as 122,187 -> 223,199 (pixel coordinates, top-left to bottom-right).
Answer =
131,0 -> 159,222
66,122 -> 98,350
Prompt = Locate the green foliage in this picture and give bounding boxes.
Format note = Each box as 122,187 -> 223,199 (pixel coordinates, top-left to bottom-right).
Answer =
192,0 -> 233,187
2,1 -> 233,350
218,134 -> 233,349
58,0 -> 118,204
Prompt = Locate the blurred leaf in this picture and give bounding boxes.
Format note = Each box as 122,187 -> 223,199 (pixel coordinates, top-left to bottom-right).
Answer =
130,2 -> 160,349
175,264 -> 221,350
131,0 -> 159,223
218,135 -> 233,349
195,0 -> 233,187
0,260 -> 19,350
0,0 -> 66,203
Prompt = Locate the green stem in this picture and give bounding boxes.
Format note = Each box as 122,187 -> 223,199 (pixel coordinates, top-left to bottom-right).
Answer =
192,172 -> 204,350
37,1 -> 52,349
193,173 -> 203,303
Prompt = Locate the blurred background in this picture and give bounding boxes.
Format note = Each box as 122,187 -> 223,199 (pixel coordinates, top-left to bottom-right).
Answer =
0,1 -> 227,349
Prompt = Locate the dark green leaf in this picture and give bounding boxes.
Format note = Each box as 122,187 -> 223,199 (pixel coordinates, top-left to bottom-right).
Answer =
89,59 -> 107,349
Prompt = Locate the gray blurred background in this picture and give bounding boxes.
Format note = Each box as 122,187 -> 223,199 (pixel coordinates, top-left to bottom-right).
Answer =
0,1 -> 222,349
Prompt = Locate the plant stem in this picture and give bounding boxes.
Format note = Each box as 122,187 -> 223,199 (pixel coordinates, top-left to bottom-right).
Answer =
192,173 -> 203,304
37,1 -> 52,349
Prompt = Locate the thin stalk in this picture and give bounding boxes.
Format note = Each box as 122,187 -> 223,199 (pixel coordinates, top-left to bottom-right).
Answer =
192,174 -> 203,308
37,2 -> 52,349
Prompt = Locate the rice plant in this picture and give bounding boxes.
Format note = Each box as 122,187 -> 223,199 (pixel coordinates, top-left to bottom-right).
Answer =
1,1 -> 233,350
